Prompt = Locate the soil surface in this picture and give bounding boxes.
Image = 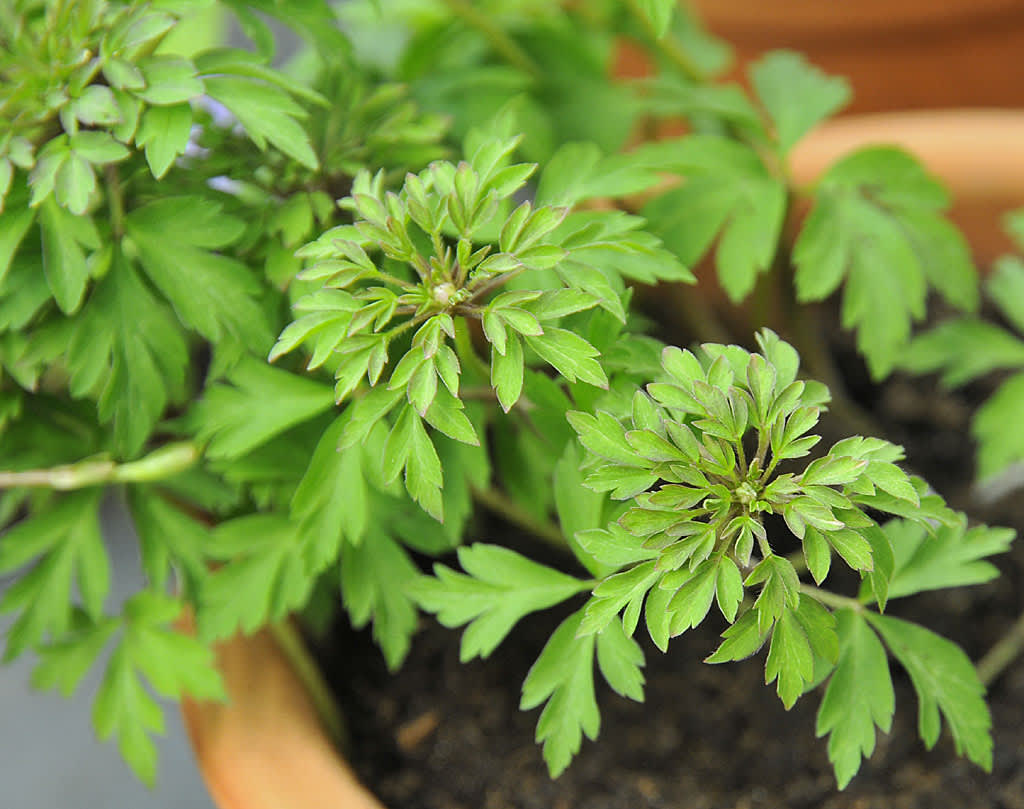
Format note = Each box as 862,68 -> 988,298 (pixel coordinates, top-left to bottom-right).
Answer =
317,355 -> 1024,809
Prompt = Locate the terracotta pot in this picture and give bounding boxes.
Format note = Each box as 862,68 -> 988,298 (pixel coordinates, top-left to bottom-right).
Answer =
181,625 -> 385,809
689,0 -> 1024,113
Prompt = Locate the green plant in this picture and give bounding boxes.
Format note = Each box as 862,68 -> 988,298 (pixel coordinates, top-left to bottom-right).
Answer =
0,0 -> 1016,796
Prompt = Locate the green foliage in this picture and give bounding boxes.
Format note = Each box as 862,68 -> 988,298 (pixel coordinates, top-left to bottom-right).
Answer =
904,253 -> 1024,481
794,147 -> 978,378
0,0 -> 1012,797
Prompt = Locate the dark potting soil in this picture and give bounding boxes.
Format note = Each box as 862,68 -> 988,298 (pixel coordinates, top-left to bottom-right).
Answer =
316,362 -> 1024,809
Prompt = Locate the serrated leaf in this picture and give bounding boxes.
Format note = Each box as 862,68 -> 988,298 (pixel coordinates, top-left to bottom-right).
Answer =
411,544 -> 588,661
567,410 -> 637,465
596,618 -> 645,701
706,609 -> 769,663
492,332 -> 524,411
0,490 -> 107,661
127,199 -> 272,348
643,136 -> 785,302
198,515 -> 312,640
68,254 -> 189,455
90,592 -> 224,785
765,607 -> 815,709
136,104 -> 193,179
794,147 -> 963,379
883,519 -> 1013,601
520,609 -> 599,778
204,75 -> 317,169
868,613 -> 992,772
292,413 -> 368,566
39,198 -> 92,313
816,609 -> 894,789
342,531 -> 419,670
127,487 -> 209,591
188,357 -> 334,459
750,51 -> 850,153
525,329 -> 607,388
715,557 -> 744,622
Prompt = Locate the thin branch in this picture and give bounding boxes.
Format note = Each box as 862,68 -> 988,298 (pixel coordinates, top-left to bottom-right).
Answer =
0,442 -> 198,491
442,0 -> 542,79
977,607 -> 1024,686
470,484 -> 567,550
800,583 -> 864,612
268,621 -> 348,751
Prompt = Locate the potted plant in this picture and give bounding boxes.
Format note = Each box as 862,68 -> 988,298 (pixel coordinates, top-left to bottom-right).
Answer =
2,2 -> 1023,807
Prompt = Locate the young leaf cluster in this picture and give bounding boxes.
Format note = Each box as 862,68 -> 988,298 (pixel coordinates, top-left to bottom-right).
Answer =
413,330 -> 1008,786
271,128 -> 688,518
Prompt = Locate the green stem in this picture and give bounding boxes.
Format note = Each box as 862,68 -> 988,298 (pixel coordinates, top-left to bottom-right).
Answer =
976,607 -> 1024,686
0,442 -> 198,490
624,0 -> 706,82
800,583 -> 864,613
268,621 -> 348,751
470,484 -> 568,550
442,0 -> 542,79
453,316 -> 491,383
105,164 -> 125,239
787,300 -> 885,439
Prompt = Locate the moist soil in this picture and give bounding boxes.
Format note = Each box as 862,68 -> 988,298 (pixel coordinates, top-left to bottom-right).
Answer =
317,350 -> 1024,809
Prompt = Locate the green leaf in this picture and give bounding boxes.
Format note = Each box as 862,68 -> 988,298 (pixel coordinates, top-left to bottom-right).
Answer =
72,85 -> 122,126
68,254 -> 189,455
666,559 -> 719,634
136,104 -> 193,179
885,515 -> 1008,601
31,613 -> 119,698
404,406 -> 444,520
137,56 -> 204,105
204,75 -> 317,169
69,131 -> 130,164
188,357 -> 335,459
902,318 -> 1024,387
596,618 -> 645,702
535,142 -> 661,206
816,609 -> 894,789
988,254 -> 1024,334
342,531 -> 419,670
39,197 -> 93,313
90,592 -> 225,785
637,0 -> 676,37
715,557 -> 744,622
0,491 -> 107,661
491,332 -> 525,412
765,606 -> 815,709
643,136 -> 786,302
567,410 -> 637,465
127,487 -> 209,591
410,544 -> 588,661
750,51 -> 850,153
199,515 -> 312,640
291,413 -> 368,568
554,442 -> 612,577
794,147 -> 967,378
973,371 -> 1024,480
520,609 -> 599,778
868,613 -> 992,772
0,206 -> 35,282
706,609 -> 769,663
525,329 -> 608,388
127,198 -> 272,348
